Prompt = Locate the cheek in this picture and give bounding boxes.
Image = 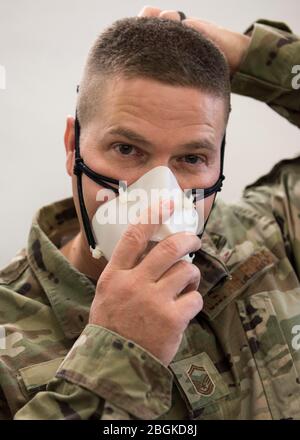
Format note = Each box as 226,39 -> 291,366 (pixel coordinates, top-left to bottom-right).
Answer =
86,175 -> 105,219
206,156 -> 222,186
194,193 -> 216,233
83,147 -> 139,187
71,176 -> 84,233
204,195 -> 216,219
195,194 -> 216,228
72,173 -> 103,222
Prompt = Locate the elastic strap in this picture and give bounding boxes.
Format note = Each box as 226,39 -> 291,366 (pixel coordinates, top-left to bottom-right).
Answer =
74,113 -> 101,249
192,133 -> 226,202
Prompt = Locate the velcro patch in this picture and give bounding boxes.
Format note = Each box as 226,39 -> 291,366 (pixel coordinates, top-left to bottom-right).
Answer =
202,247 -> 278,320
169,352 -> 229,414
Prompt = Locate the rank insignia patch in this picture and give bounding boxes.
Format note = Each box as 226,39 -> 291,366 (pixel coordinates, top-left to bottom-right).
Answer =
186,364 -> 215,396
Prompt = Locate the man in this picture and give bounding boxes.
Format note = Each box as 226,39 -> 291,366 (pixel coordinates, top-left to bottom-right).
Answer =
0,6 -> 299,419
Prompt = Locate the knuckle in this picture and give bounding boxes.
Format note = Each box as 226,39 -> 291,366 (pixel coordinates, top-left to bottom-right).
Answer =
177,261 -> 200,281
191,235 -> 202,250
176,259 -> 190,271
190,263 -> 201,281
182,18 -> 195,25
161,237 -> 181,258
186,261 -> 198,277
157,302 -> 177,327
182,19 -> 199,31
159,10 -> 179,18
123,226 -> 147,248
191,292 -> 204,312
179,292 -> 203,323
140,6 -> 161,17
196,291 -> 204,305
98,268 -> 113,288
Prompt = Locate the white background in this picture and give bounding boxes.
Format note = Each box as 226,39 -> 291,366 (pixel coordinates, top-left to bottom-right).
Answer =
0,0 -> 299,268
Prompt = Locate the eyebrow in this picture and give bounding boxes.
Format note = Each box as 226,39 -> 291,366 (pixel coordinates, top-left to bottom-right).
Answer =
106,126 -> 218,152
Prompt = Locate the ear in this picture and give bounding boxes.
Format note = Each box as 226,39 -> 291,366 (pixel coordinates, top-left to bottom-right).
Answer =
64,115 -> 75,177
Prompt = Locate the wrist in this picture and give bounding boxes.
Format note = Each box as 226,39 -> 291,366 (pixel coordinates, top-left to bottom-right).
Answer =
231,33 -> 251,74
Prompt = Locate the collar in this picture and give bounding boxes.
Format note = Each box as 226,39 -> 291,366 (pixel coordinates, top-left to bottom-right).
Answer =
27,197 -> 96,339
195,230 -> 231,298
198,199 -> 278,320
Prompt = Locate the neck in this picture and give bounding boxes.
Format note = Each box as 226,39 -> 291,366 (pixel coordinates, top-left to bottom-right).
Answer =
60,231 -> 108,282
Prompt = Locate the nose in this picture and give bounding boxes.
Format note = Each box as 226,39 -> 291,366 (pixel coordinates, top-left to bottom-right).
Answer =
147,157 -> 171,170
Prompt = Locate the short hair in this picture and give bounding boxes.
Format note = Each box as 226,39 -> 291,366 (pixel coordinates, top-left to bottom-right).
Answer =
77,16 -> 231,129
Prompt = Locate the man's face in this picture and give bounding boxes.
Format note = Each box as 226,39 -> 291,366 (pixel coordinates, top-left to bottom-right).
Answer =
65,75 -> 226,243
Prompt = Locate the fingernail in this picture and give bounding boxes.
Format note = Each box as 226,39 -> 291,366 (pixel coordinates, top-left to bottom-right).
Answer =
138,5 -> 147,16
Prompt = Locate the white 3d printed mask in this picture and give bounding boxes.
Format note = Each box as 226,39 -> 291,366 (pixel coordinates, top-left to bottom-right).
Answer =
91,166 -> 204,263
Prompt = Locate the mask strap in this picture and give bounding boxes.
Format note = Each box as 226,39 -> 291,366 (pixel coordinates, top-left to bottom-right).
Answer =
197,192 -> 217,240
191,134 -> 226,202
74,117 -> 119,192
73,113 -> 98,250
73,105 -> 120,253
195,134 -> 226,239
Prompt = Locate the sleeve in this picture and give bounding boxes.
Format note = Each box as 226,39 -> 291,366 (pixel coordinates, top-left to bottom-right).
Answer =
228,20 -> 300,275
231,19 -> 300,128
13,324 -> 173,420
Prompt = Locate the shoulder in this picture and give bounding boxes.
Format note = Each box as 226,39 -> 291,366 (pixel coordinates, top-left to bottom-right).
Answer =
0,248 -> 28,285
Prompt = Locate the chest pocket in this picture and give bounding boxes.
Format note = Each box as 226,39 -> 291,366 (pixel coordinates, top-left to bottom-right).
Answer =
237,292 -> 300,420
18,357 -> 64,395
169,352 -> 230,419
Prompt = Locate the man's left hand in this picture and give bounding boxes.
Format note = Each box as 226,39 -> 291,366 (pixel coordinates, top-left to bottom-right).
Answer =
138,6 -> 251,75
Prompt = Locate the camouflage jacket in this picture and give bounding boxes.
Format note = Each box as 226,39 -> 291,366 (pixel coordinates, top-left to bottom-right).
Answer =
0,19 -> 300,420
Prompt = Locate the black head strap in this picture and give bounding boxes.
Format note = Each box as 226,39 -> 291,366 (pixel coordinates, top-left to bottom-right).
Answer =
73,113 -> 97,249
192,134 -> 226,202
74,116 -> 119,193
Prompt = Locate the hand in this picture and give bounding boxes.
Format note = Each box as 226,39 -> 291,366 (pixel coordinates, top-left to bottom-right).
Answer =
89,200 -> 203,367
138,6 -> 251,75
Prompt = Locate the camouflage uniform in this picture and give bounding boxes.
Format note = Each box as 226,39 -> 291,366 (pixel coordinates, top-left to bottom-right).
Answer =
0,19 -> 300,420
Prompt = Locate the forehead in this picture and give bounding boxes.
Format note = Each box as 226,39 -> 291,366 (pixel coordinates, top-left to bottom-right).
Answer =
99,77 -> 225,125
88,76 -> 226,141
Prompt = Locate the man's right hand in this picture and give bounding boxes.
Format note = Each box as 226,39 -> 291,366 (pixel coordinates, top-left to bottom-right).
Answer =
89,200 -> 203,367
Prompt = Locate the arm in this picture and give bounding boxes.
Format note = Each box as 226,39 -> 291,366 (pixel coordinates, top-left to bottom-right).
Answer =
12,324 -> 173,420
138,7 -> 300,127
231,19 -> 300,128
228,20 -> 300,269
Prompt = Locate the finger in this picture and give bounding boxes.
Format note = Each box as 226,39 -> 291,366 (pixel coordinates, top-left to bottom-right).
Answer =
108,199 -> 174,270
182,18 -> 218,38
180,279 -> 200,296
137,232 -> 201,282
175,290 -> 203,327
158,260 -> 201,298
138,6 -> 162,17
159,10 -> 182,21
